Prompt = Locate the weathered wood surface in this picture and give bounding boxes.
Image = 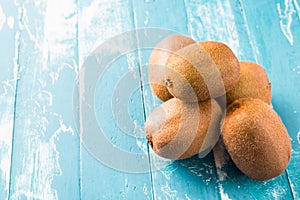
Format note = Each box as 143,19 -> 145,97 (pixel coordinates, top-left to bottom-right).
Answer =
0,0 -> 299,199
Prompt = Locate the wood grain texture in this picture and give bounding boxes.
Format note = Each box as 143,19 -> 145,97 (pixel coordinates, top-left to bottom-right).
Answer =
0,1 -> 19,199
0,0 -> 299,199
240,0 -> 300,198
132,0 -> 221,199
8,0 -> 80,199
78,0 -> 152,199
184,0 -> 294,199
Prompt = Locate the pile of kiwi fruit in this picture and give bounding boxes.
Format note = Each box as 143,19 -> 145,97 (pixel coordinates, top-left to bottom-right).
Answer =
145,34 -> 291,181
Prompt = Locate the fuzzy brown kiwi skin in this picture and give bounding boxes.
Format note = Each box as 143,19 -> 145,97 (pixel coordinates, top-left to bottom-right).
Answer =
145,98 -> 223,160
199,41 -> 240,95
226,61 -> 272,105
165,41 -> 240,102
148,35 -> 195,102
221,98 -> 292,181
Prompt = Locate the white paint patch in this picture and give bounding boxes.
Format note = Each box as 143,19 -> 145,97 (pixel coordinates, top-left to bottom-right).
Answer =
33,0 -> 41,6
0,29 -> 19,198
150,153 -> 176,177
144,10 -> 149,26
0,122 -> 13,146
12,113 -> 74,200
0,122 -> 13,194
277,0 -> 297,45
219,184 -> 232,200
10,0 -> 78,198
292,65 -> 300,75
44,0 -> 77,56
21,4 -> 40,49
0,5 -> 6,31
160,163 -> 178,180
53,113 -> 75,136
271,188 -> 280,200
49,61 -> 76,85
293,0 -> 300,18
12,140 -> 60,200
161,182 -> 177,199
185,193 -> 191,200
142,183 -> 151,200
13,31 -> 20,82
186,0 -> 241,57
126,53 -> 137,79
297,131 -> 300,144
79,0 -> 130,66
7,16 -> 14,29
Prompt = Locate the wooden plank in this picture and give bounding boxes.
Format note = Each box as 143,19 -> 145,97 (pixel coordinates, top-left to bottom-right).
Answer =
132,1 -> 221,199
8,0 -> 80,199
78,0 -> 153,199
240,0 -> 300,199
184,0 -> 295,199
186,1 -> 292,199
0,1 -> 19,199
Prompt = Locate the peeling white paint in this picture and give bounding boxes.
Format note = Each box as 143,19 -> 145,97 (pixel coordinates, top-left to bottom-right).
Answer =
186,0 -> 241,57
143,183 -> 151,200
12,113 -> 75,200
277,0 -> 298,45
185,193 -> 191,200
7,16 -> 14,29
144,10 -> 149,26
0,122 -> 12,149
294,0 -> 300,17
161,182 -> 177,199
0,6 -> 20,199
126,53 -> 138,79
150,153 -> 174,175
21,4 -> 40,49
9,0 -> 78,198
12,140 -> 60,200
49,61 -> 76,85
271,187 -> 284,200
219,184 -> 231,200
160,163 -> 178,180
292,65 -> 300,75
297,131 -> 300,144
0,5 -> 6,31
0,122 -> 13,195
44,0 -> 77,56
79,0 -> 130,66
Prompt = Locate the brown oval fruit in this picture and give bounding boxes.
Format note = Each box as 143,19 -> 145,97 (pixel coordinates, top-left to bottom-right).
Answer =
148,35 -> 195,101
145,98 -> 223,160
165,41 -> 239,102
226,61 -> 272,105
222,98 -> 292,181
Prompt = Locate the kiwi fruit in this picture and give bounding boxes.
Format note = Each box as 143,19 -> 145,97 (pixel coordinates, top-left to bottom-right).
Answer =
145,98 -> 223,160
221,98 -> 291,181
226,61 -> 272,105
165,41 -> 240,102
148,35 -> 195,101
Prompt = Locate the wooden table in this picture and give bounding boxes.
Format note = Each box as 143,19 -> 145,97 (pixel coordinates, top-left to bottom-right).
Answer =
0,0 -> 299,199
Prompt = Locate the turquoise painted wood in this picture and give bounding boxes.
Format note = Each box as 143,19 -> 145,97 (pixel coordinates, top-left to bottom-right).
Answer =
7,0 -> 80,199
78,0 -> 152,199
240,1 -> 300,199
0,0 -> 299,199
183,0 -> 295,199
132,1 -> 220,199
0,0 -> 19,199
